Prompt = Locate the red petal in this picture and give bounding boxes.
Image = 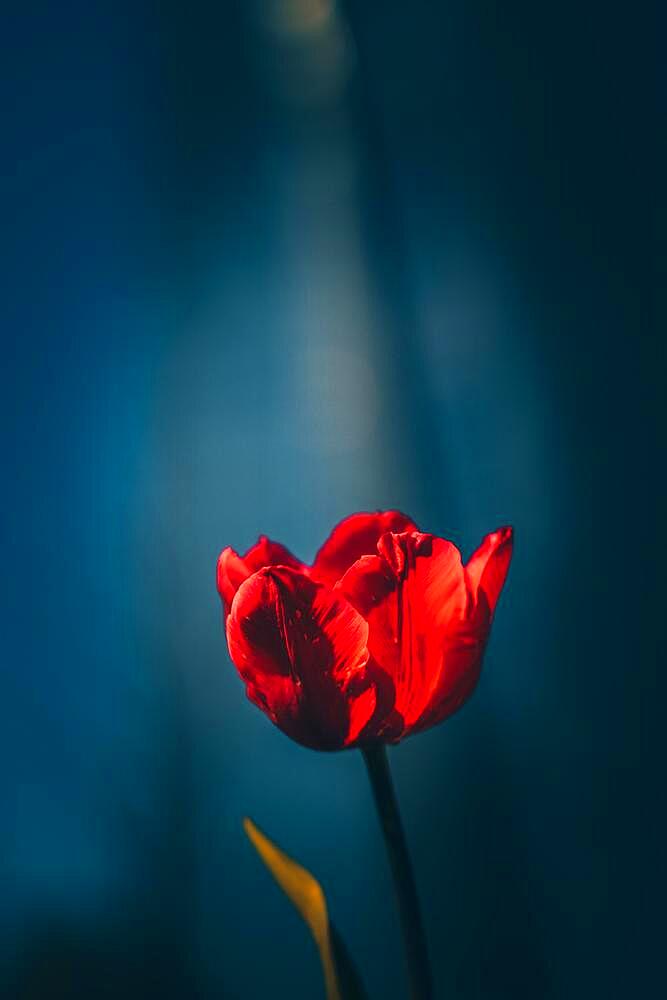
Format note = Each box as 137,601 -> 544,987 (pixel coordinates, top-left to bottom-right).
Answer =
217,547 -> 250,617
226,566 -> 377,750
465,526 -> 514,614
312,510 -> 418,589
216,536 -> 304,618
339,531 -> 485,735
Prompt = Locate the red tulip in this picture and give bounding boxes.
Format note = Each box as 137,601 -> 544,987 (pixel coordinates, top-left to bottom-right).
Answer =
217,511 -> 512,750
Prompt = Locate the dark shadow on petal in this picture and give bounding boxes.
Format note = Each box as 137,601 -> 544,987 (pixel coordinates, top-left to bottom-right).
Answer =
353,657 -> 404,745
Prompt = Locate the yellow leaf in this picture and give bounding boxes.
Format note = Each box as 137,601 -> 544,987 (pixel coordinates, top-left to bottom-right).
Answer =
243,817 -> 342,1000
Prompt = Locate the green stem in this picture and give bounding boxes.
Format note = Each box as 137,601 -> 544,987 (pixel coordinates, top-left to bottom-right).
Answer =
362,745 -> 433,1000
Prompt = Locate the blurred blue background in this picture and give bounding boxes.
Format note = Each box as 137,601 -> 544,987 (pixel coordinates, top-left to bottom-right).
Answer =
2,2 -> 657,998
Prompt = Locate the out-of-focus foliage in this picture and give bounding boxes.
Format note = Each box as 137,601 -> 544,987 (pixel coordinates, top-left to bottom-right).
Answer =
244,818 -> 366,1000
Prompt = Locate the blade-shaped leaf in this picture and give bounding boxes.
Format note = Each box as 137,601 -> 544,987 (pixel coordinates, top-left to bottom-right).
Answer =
329,924 -> 369,1000
243,817 -> 367,1000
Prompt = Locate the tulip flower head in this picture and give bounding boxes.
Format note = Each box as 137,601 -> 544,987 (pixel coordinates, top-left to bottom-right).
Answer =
217,511 -> 512,750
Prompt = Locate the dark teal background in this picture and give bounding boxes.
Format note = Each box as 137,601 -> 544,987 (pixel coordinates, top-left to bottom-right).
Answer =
2,2 -> 658,998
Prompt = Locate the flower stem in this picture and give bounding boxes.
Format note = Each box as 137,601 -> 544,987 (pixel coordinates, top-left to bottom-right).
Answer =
362,745 -> 433,1000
